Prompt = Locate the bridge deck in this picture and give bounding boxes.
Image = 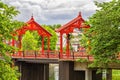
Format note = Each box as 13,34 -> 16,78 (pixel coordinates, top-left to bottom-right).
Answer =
14,58 -> 59,63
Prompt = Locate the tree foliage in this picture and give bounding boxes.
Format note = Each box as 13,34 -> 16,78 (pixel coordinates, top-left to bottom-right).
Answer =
22,31 -> 38,50
42,25 -> 58,50
46,24 -> 61,30
22,25 -> 58,51
0,1 -> 23,80
0,60 -> 20,80
81,0 -> 120,68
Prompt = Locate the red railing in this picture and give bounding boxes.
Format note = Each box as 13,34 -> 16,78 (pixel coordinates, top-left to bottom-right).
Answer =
11,49 -> 120,61
12,50 -> 94,61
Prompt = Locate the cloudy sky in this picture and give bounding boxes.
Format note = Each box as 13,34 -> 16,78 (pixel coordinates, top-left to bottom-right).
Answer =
2,0 -> 111,25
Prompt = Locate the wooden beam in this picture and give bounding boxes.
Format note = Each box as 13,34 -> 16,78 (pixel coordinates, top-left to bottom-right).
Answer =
60,33 -> 63,58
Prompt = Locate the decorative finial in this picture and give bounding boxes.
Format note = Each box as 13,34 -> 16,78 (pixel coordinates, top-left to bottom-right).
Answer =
78,12 -> 81,17
31,13 -> 34,20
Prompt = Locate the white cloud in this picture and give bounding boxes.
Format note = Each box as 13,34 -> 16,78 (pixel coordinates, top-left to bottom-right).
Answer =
94,0 -> 112,3
2,0 -> 111,24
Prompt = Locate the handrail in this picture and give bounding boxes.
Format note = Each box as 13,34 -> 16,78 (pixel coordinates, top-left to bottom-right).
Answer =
11,50 -> 94,61
11,50 -> 120,62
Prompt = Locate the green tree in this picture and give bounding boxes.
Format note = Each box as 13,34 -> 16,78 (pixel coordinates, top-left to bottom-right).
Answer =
32,31 -> 41,48
0,1 -> 23,80
42,25 -> 58,50
22,31 -> 38,50
81,0 -> 120,68
22,25 -> 58,51
47,24 -> 61,30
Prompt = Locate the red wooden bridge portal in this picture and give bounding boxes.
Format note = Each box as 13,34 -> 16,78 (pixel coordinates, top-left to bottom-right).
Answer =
12,12 -> 91,61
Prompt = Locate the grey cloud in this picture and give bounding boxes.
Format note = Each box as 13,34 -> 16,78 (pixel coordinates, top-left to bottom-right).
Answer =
2,0 -> 111,24
44,11 -> 76,20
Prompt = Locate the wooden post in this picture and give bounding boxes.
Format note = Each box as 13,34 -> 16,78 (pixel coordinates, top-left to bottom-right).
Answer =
12,38 -> 15,46
66,34 -> 70,58
18,35 -> 22,49
47,37 -> 50,58
60,33 -> 63,58
42,36 -> 44,55
18,35 -> 22,56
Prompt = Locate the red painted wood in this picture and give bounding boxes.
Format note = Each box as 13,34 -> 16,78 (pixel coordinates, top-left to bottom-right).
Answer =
56,12 -> 89,33
10,13 -> 92,61
56,12 -> 90,59
11,47 -> 95,62
16,16 -> 52,37
18,35 -> 22,49
12,38 -> 15,46
12,50 -> 94,61
60,33 -> 63,58
12,16 -> 52,58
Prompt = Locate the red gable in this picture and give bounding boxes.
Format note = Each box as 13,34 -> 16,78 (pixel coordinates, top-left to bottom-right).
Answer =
16,16 -> 52,37
56,12 -> 90,34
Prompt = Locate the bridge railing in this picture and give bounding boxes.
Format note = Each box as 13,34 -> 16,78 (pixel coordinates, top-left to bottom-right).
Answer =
12,50 -> 60,58
12,50 -> 94,61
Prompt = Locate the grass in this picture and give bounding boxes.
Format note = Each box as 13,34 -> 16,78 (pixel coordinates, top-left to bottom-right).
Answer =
112,70 -> 120,80
102,69 -> 120,80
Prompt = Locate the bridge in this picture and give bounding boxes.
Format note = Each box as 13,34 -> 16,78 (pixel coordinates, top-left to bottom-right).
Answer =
8,13 -> 118,80
11,12 -> 92,60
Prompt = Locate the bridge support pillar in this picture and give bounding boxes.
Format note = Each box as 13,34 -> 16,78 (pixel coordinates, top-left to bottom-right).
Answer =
85,69 -> 92,80
74,62 -> 102,80
59,61 -> 85,80
15,62 -> 49,80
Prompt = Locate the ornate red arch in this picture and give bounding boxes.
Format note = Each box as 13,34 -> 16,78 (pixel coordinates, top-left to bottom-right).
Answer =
12,16 -> 52,55
56,12 -> 90,58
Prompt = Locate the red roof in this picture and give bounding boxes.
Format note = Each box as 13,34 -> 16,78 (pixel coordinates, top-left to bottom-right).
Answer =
56,12 -> 90,34
16,16 -> 52,37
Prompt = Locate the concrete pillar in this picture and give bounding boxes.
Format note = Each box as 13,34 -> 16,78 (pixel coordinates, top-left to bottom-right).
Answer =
85,69 -> 92,80
59,61 -> 74,80
59,61 -> 85,80
54,66 -> 59,80
106,69 -> 112,80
